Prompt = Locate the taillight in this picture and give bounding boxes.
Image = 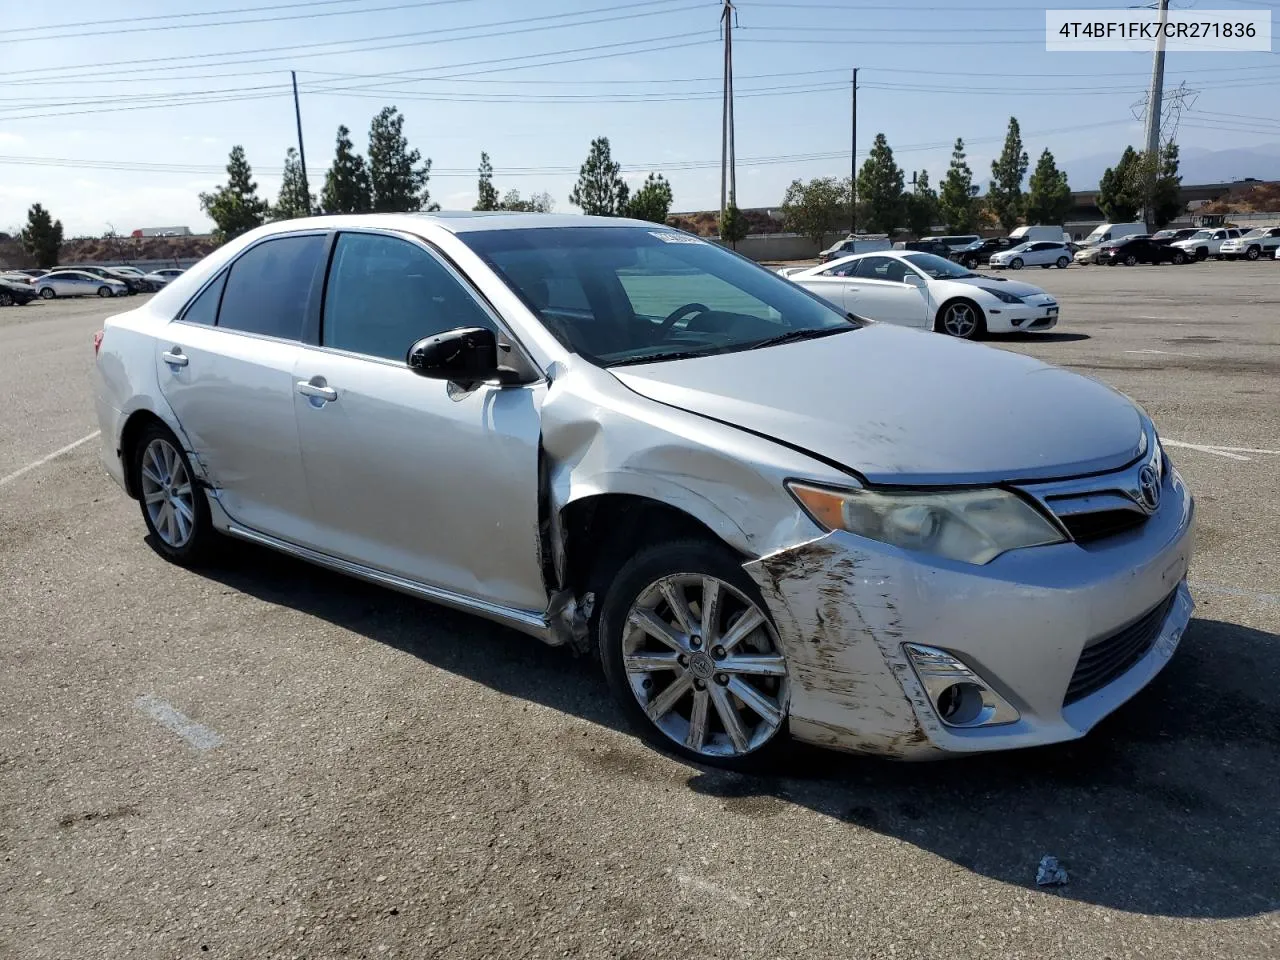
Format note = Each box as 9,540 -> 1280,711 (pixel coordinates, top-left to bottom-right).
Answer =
93,330 -> 104,356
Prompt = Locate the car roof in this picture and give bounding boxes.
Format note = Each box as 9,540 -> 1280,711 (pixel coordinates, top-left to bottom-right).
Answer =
240,211 -> 658,237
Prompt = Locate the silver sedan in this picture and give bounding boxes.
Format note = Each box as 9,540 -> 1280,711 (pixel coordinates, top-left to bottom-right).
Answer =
36,270 -> 127,299
92,214 -> 1195,768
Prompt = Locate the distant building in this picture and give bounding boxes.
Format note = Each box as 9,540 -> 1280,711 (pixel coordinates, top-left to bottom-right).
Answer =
130,226 -> 193,238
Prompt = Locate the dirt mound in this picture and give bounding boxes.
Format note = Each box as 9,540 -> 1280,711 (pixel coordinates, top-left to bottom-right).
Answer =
1199,182 -> 1280,215
667,209 -> 785,238
0,234 -> 217,269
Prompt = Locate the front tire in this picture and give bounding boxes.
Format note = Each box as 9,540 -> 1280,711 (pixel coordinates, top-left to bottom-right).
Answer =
131,424 -> 216,566
938,299 -> 986,339
1009,257 -> 1024,270
97,286 -> 113,298
39,287 -> 55,300
1172,250 -> 1187,265
598,539 -> 791,770
1124,254 -> 1138,266
1195,248 -> 1208,261
1246,246 -> 1261,261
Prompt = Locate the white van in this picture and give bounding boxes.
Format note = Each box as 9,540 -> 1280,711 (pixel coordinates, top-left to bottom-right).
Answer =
1008,225 -> 1064,244
817,234 -> 892,263
1082,222 -> 1146,247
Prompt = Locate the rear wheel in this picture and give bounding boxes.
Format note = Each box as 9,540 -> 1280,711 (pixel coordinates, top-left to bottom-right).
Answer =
1009,257 -> 1024,270
131,424 -> 216,566
598,539 -> 791,770
1056,256 -> 1070,269
39,287 -> 55,300
938,299 -> 985,339
0,291 -> 12,307
964,256 -> 978,269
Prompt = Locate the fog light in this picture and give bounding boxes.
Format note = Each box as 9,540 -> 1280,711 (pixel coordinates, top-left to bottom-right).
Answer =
903,644 -> 1019,728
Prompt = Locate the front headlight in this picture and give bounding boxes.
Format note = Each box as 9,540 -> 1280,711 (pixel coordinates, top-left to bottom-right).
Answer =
788,482 -> 1066,565
986,288 -> 1024,304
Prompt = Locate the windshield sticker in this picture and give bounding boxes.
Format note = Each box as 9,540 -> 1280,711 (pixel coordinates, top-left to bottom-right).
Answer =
649,231 -> 704,244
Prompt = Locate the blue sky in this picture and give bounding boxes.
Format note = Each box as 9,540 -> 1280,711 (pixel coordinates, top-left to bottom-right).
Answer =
0,0 -> 1276,236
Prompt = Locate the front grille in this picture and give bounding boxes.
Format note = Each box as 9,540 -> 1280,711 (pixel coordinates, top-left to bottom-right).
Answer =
1059,509 -> 1148,543
1065,590 -> 1176,704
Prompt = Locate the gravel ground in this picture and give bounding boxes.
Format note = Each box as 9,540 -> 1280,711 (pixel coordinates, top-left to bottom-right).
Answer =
1,262 -> 1278,959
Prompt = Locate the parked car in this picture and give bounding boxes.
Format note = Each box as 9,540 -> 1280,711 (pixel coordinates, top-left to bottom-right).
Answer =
893,239 -> 953,259
93,213 -> 1194,767
1151,228 -> 1199,246
0,275 -> 39,306
1170,227 -> 1242,261
35,270 -> 128,299
142,267 -> 187,287
8,268 -> 48,279
817,235 -> 891,263
1097,235 -> 1187,266
60,265 -> 142,295
1220,227 -> 1280,261
785,250 -> 1060,338
106,266 -> 163,292
953,237 -> 1018,269
988,241 -> 1073,271
921,234 -> 981,253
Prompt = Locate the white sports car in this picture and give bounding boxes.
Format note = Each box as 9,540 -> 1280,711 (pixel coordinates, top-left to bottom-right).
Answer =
786,251 -> 1060,339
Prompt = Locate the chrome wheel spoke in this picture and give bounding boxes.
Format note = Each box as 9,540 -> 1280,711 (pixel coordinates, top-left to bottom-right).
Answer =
709,683 -> 750,753
171,495 -> 194,524
623,652 -> 681,673
686,689 -> 710,750
719,608 -> 765,652
173,482 -> 192,499
144,490 -> 166,505
141,463 -> 163,488
659,580 -> 697,635
645,672 -> 693,722
700,576 -> 722,644
727,677 -> 782,728
627,607 -> 685,653
721,654 -> 787,677
173,504 -> 190,542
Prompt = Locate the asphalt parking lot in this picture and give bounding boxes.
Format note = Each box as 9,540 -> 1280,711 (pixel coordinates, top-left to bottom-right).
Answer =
2,262 -> 1278,959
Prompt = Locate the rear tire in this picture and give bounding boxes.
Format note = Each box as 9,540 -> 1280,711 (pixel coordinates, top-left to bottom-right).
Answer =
0,291 -> 12,307
130,423 -> 217,567
598,538 -> 791,771
1056,256 -> 1070,269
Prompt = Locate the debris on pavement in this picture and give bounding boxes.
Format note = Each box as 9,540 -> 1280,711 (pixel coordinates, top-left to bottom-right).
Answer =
1036,855 -> 1070,886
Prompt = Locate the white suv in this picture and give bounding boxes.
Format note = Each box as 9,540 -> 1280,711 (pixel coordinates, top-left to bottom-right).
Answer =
1171,227 -> 1242,262
1220,227 -> 1280,261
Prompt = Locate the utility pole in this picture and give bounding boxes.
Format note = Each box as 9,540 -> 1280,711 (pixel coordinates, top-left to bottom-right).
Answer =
291,70 -> 312,212
1142,0 -> 1170,232
850,67 -> 859,235
720,0 -> 736,220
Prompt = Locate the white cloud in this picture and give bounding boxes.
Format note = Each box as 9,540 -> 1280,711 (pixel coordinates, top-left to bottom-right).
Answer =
0,132 -> 27,147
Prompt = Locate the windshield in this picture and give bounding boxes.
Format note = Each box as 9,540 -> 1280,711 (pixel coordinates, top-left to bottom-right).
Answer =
1241,229 -> 1266,238
1006,243 -> 1032,253
461,227 -> 855,367
1188,230 -> 1212,240
902,253 -> 975,280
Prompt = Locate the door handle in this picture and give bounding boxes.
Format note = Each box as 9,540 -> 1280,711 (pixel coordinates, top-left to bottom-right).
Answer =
296,379 -> 337,402
161,348 -> 188,367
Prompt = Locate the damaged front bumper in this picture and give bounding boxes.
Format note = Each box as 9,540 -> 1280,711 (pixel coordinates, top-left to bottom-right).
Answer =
744,470 -> 1195,759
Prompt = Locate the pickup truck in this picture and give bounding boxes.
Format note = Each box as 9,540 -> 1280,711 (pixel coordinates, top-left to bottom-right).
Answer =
1219,227 -> 1280,261
1170,227 -> 1242,261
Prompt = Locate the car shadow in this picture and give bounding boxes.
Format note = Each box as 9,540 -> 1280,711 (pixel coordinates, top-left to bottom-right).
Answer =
990,332 -> 1091,343
193,539 -> 1278,919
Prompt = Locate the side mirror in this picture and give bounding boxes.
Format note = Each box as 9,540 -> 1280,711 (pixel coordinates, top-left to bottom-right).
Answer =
406,326 -> 500,384
901,273 -> 925,287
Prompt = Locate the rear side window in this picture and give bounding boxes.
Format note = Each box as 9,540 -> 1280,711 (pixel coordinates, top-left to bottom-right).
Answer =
322,231 -> 494,362
180,271 -> 227,326
218,234 -> 325,340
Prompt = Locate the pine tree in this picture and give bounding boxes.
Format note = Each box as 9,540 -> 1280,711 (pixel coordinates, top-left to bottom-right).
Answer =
475,152 -> 499,211
939,138 -> 977,233
1098,146 -> 1142,222
368,106 -> 434,213
905,170 -> 939,238
1025,149 -> 1073,226
499,190 -> 555,213
320,125 -> 372,214
855,133 -> 905,236
569,137 -> 629,216
272,147 -> 313,221
19,203 -> 63,269
623,173 -> 673,223
198,145 -> 269,242
989,117 -> 1029,232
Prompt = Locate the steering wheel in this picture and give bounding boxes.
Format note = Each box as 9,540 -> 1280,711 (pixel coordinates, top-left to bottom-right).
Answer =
658,302 -> 711,335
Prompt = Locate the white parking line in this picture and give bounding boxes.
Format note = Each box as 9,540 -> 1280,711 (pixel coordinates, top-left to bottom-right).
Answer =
675,871 -> 752,909
1163,439 -> 1280,462
135,694 -> 225,750
0,430 -> 101,487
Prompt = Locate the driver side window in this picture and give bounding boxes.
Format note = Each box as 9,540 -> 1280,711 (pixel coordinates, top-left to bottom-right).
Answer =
821,260 -> 859,278
854,256 -> 906,283
322,232 -> 494,362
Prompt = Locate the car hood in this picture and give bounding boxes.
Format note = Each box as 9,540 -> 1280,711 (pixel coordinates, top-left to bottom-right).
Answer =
946,277 -> 1052,299
611,325 -> 1144,485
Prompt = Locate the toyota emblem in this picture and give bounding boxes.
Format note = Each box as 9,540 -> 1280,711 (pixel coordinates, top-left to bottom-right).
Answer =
1138,464 -> 1161,512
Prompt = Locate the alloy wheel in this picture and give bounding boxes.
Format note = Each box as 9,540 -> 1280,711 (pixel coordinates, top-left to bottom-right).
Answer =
1125,255 -> 1138,266
1009,258 -> 1023,270
140,437 -> 196,549
621,573 -> 788,759
942,302 -> 978,338
0,291 -> 12,307
40,288 -> 54,299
